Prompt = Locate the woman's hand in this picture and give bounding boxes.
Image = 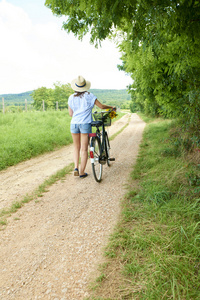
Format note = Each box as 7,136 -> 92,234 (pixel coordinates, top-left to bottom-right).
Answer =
68,106 -> 73,117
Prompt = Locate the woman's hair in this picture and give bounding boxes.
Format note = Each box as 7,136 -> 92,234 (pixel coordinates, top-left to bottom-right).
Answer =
74,91 -> 90,98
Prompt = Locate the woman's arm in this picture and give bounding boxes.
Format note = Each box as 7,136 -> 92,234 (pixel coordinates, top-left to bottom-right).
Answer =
68,105 -> 73,117
95,99 -> 116,111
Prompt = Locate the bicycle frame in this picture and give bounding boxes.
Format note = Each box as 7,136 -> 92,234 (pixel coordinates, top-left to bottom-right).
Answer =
89,111 -> 115,182
90,113 -> 108,164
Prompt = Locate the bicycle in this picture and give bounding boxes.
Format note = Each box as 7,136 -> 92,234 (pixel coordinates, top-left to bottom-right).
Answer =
89,110 -> 115,182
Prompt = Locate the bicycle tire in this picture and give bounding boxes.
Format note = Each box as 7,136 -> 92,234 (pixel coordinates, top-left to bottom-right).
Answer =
105,132 -> 111,167
91,136 -> 103,182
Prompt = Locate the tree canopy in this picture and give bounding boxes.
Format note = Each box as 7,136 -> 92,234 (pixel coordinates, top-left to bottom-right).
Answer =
31,82 -> 73,110
45,0 -> 200,145
45,0 -> 200,43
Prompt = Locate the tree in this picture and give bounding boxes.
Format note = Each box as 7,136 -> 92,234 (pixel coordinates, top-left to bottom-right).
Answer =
45,1 -> 200,43
31,87 -> 50,110
45,0 -> 137,44
45,0 -> 200,144
31,83 -> 73,110
53,82 -> 73,109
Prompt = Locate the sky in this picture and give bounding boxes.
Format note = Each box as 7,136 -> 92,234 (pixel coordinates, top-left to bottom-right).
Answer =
0,0 -> 132,94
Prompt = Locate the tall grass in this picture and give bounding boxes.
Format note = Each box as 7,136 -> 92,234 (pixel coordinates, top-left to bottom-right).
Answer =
89,119 -> 200,299
0,110 -> 125,171
0,111 -> 72,170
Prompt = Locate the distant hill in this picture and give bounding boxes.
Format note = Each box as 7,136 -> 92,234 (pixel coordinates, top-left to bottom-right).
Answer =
0,91 -> 34,105
0,89 -> 131,108
90,89 -> 131,102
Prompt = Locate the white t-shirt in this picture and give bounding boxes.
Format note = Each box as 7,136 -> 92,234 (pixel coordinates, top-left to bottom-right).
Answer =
68,92 -> 97,124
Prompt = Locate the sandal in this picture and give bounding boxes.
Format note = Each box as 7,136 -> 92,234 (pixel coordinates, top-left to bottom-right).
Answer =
74,168 -> 79,176
80,173 -> 88,178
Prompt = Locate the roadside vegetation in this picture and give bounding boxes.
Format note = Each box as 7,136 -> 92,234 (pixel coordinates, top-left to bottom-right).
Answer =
0,111 -> 72,171
0,110 -> 125,171
89,116 -> 200,299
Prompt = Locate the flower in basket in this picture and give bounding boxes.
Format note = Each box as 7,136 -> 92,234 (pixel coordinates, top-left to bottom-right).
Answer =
109,110 -> 118,119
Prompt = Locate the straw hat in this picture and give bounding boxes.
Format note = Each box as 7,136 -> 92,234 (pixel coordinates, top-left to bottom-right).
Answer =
71,75 -> 91,92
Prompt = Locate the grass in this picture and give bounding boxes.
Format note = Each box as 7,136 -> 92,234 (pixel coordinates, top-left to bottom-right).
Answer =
88,118 -> 200,299
0,110 -> 72,170
0,163 -> 74,229
0,110 -> 125,171
137,112 -> 158,123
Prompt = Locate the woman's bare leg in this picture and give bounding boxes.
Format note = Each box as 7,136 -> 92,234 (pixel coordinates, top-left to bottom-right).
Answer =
71,133 -> 81,169
79,133 -> 89,176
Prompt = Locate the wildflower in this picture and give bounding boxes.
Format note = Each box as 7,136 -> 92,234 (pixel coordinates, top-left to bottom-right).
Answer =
109,111 -> 118,119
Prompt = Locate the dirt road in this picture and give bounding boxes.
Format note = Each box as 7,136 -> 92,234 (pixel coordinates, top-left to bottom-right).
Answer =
0,113 -> 145,299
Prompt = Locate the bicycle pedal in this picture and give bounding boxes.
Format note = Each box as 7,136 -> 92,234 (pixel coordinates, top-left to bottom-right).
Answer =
109,158 -> 115,161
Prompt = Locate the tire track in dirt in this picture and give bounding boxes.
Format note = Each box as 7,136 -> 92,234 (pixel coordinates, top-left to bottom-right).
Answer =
0,113 -> 145,300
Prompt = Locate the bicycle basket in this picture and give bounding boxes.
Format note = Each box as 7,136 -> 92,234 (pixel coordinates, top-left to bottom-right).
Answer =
93,111 -> 111,126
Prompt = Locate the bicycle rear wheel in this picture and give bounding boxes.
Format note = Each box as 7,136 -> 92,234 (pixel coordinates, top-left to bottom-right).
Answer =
105,132 -> 110,167
90,136 -> 103,182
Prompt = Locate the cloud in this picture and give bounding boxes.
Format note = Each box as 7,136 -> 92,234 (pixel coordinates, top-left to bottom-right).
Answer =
0,0 -> 131,94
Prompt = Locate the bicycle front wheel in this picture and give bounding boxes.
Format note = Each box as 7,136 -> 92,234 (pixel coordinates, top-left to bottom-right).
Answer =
90,136 -> 103,182
105,132 -> 110,167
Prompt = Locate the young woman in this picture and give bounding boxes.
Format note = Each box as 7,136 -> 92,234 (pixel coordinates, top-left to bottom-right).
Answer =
68,75 -> 116,178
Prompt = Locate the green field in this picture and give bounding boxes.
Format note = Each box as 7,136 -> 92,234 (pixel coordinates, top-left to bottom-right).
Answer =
0,111 -> 72,170
0,110 -> 124,171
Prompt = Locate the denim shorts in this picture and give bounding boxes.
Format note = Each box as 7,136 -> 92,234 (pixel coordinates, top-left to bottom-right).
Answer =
70,123 -> 92,134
